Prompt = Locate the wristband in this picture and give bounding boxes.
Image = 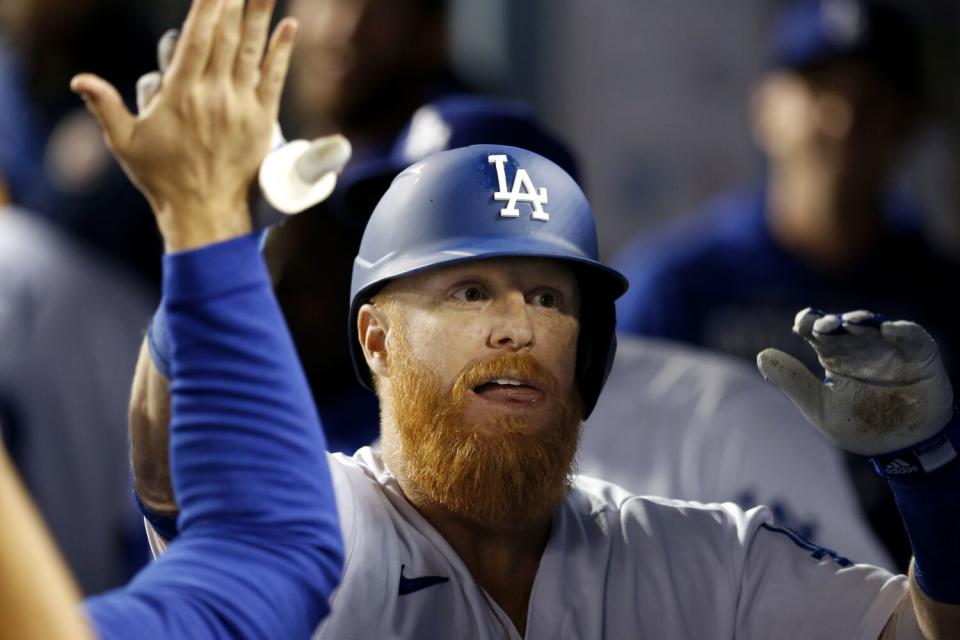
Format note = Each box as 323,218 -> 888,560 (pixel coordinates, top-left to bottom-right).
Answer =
872,417 -> 960,603
872,415 -> 959,479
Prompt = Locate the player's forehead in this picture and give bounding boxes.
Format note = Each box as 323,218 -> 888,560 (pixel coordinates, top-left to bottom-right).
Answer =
384,257 -> 579,295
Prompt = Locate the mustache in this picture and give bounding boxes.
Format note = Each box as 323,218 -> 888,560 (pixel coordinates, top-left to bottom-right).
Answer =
451,352 -> 560,402
385,334 -> 584,527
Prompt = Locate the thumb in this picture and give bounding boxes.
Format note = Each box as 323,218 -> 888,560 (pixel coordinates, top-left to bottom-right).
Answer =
757,348 -> 826,426
70,73 -> 135,152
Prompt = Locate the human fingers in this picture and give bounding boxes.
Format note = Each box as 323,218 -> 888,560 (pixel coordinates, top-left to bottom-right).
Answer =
235,0 -> 278,85
257,18 -> 299,115
70,74 -> 135,153
165,0 -> 223,85
207,0 -> 244,80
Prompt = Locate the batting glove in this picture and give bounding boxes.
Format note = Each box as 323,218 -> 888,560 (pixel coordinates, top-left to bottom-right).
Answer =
757,308 -> 954,457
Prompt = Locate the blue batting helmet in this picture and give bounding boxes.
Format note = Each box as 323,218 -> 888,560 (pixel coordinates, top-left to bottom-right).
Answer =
329,94 -> 581,236
349,144 -> 628,418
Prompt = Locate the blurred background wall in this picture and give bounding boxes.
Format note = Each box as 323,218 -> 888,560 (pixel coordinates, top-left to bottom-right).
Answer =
449,0 -> 960,260
113,0 -> 960,262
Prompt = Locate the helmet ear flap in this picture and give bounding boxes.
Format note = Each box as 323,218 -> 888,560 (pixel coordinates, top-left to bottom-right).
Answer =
574,280 -> 618,419
575,331 -> 595,417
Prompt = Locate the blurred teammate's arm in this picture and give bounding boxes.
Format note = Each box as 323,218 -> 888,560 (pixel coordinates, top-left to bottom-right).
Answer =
0,443 -> 94,640
129,340 -> 176,516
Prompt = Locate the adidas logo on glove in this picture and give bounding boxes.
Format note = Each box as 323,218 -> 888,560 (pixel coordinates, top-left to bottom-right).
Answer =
884,458 -> 920,475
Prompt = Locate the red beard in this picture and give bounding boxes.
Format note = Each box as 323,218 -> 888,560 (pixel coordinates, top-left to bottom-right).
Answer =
385,332 -> 583,528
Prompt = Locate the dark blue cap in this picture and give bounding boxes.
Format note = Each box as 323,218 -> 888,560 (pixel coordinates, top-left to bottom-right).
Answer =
771,0 -> 920,95
332,94 -> 580,230
388,95 -> 579,181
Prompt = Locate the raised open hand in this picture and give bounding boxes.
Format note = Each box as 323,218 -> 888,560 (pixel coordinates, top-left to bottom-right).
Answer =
71,0 -> 298,251
757,308 -> 954,456
135,20 -> 353,220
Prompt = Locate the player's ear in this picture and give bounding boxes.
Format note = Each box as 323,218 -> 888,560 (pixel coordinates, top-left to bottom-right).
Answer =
358,303 -> 391,378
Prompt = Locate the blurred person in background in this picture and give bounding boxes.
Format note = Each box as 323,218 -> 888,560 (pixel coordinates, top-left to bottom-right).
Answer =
0,204 -> 153,594
262,0 -> 466,453
284,0 -> 455,155
613,0 -> 960,570
0,0 -> 160,594
616,0 -> 957,373
0,0 -> 163,286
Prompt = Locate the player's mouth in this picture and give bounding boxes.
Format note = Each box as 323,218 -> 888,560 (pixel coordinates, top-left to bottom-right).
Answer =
470,377 -> 546,407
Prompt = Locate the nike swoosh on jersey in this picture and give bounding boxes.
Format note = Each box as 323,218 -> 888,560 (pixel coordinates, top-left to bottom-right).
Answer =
398,564 -> 450,595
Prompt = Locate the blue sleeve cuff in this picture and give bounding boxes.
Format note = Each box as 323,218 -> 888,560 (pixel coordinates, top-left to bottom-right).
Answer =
163,233 -> 265,305
873,417 -> 960,603
872,414 -> 960,480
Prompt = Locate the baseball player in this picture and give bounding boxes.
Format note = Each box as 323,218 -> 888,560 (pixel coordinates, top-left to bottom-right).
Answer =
331,94 -> 893,569
0,1 -> 343,637
78,0 -> 959,637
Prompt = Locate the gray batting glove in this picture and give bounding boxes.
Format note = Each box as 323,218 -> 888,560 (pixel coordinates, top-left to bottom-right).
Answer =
259,133 -> 351,214
135,29 -> 177,112
135,29 -> 351,215
757,308 -> 954,456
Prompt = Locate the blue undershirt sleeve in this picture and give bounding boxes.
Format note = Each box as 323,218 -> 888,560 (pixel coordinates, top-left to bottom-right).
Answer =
84,233 -> 343,639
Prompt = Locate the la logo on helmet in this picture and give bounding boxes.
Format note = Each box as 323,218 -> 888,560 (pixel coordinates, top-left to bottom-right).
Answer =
488,154 -> 550,221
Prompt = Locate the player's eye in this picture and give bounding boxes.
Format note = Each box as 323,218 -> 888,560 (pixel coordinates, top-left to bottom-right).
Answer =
529,290 -> 561,309
452,285 -> 488,303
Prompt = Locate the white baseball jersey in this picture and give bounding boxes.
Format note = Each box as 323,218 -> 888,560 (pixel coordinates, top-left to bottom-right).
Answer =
580,335 -> 895,570
149,446 -> 906,639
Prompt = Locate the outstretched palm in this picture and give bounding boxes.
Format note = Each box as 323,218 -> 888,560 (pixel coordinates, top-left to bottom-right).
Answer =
71,0 -> 298,251
757,308 -> 954,456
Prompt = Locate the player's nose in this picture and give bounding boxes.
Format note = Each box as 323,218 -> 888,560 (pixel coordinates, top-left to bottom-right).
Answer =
487,291 -> 534,351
